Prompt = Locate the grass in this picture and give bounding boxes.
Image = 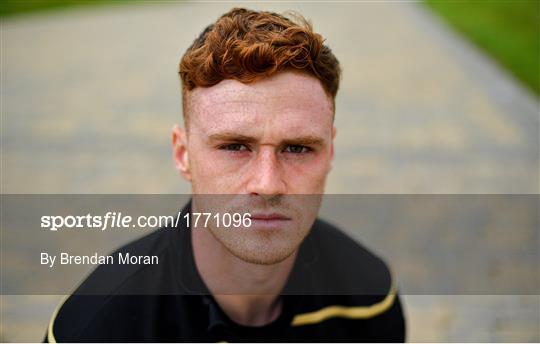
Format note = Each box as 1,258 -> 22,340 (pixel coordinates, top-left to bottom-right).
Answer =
0,0 -> 130,18
425,0 -> 540,96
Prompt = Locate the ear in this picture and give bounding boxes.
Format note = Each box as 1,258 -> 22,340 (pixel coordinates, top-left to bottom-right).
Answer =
329,126 -> 336,172
331,126 -> 336,160
172,125 -> 192,181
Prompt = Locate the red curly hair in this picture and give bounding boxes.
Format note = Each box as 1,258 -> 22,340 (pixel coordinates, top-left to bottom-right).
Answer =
179,8 -> 341,110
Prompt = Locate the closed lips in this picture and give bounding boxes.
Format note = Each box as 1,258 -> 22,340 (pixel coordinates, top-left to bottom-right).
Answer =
250,213 -> 290,220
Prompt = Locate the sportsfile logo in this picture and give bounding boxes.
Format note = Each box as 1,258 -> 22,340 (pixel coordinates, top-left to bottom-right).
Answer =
40,212 -> 253,231
40,212 -> 175,231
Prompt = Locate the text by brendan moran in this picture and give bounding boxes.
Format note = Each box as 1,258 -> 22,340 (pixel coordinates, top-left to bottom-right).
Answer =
41,252 -> 159,268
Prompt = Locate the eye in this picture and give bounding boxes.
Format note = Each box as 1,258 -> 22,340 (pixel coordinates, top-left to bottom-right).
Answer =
284,145 -> 311,154
219,143 -> 249,152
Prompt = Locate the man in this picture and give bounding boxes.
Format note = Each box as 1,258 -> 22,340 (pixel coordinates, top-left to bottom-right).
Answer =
46,8 -> 405,342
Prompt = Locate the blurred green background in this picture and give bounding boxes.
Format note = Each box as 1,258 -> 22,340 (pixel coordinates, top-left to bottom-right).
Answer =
425,0 -> 539,96
0,0 -> 124,17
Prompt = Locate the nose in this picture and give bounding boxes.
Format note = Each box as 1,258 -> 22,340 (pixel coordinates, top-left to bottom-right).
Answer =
246,147 -> 287,197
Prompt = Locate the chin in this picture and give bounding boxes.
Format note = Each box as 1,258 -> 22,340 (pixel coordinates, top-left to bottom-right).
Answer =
231,246 -> 297,265
219,234 -> 301,265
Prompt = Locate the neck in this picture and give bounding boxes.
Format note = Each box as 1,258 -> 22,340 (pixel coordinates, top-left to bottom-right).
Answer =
191,220 -> 297,326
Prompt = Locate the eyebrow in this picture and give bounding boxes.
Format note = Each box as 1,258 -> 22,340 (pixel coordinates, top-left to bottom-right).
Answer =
207,132 -> 325,146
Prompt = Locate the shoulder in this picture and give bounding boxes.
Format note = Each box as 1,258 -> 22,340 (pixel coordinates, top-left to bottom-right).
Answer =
305,218 -> 394,295
46,228 -> 181,342
289,219 -> 406,341
75,227 -> 177,295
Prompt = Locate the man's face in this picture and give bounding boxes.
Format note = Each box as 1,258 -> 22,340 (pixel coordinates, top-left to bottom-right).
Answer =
173,71 -> 336,264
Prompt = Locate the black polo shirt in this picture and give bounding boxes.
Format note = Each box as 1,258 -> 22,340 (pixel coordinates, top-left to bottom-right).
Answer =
46,201 -> 406,342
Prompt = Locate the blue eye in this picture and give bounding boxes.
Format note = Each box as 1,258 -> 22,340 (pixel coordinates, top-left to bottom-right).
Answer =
220,143 -> 248,151
284,145 -> 311,154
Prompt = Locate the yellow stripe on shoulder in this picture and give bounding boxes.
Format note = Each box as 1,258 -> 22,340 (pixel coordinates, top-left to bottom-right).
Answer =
291,284 -> 396,326
47,294 -> 70,343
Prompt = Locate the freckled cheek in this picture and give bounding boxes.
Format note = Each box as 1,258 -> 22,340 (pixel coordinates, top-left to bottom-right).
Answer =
188,147 -> 220,178
190,150 -> 248,191
209,151 -> 252,174
281,156 -> 330,191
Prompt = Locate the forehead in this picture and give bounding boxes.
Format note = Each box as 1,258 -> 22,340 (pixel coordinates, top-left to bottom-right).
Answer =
185,71 -> 334,135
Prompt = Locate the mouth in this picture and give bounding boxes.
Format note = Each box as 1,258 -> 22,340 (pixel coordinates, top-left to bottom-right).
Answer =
249,213 -> 291,230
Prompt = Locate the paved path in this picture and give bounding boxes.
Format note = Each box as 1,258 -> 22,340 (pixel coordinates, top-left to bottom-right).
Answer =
2,1 -> 539,341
